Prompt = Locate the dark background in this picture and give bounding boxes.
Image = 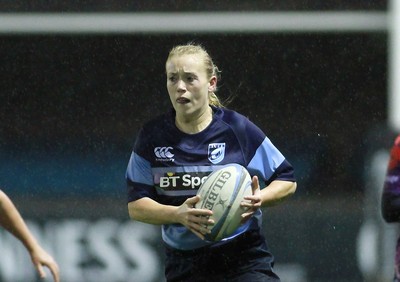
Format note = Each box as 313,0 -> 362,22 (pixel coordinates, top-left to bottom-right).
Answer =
0,33 -> 387,197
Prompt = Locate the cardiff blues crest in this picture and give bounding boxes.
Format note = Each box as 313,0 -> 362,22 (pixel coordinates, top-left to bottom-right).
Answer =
208,143 -> 226,164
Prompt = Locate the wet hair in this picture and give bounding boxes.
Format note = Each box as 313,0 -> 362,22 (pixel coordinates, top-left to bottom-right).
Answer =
167,43 -> 224,107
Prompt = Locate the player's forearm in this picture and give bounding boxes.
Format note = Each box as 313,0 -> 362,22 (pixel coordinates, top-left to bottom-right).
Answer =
260,180 -> 296,207
128,197 -> 179,225
0,191 -> 39,252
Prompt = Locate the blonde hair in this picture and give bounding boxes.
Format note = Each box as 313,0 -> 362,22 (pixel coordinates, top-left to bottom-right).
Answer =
167,43 -> 224,108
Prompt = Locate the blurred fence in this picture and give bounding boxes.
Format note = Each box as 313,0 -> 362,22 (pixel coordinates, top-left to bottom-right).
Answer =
0,197 -> 364,282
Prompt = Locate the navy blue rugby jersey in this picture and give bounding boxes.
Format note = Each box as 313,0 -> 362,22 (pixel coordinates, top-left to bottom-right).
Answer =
126,106 -> 295,250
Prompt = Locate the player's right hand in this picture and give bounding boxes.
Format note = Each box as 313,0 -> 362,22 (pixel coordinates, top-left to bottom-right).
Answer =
177,196 -> 214,240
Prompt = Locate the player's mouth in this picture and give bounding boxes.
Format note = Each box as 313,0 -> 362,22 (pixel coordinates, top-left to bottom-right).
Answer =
176,97 -> 190,104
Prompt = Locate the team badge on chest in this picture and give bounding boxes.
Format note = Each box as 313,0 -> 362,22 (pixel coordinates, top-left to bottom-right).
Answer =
208,143 -> 226,164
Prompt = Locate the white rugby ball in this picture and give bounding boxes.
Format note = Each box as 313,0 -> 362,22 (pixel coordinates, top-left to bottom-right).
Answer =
195,163 -> 252,241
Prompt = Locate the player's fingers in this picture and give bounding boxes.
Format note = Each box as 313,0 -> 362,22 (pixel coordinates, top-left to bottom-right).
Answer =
189,215 -> 214,228
191,228 -> 205,240
185,195 -> 200,206
241,211 -> 255,223
191,223 -> 211,234
242,195 -> 260,202
188,223 -> 210,240
47,262 -> 60,282
241,197 -> 261,211
251,176 -> 260,194
189,220 -> 210,232
190,215 -> 210,225
190,209 -> 213,220
50,267 -> 61,282
240,207 -> 257,224
34,263 -> 46,279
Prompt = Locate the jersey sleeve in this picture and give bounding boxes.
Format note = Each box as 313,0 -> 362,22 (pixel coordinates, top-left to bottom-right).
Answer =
229,111 -> 295,185
248,136 -> 296,185
125,128 -> 157,203
382,135 -> 400,222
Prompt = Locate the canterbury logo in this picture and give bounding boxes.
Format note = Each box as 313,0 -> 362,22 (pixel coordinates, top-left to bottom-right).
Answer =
154,147 -> 174,161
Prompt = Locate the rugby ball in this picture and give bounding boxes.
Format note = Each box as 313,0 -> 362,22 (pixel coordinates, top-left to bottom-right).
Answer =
195,163 -> 252,241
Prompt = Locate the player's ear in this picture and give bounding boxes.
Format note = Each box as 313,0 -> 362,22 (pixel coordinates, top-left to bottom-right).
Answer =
208,76 -> 217,92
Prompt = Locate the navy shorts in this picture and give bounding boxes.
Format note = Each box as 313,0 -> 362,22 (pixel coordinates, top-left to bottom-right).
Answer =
164,230 -> 280,282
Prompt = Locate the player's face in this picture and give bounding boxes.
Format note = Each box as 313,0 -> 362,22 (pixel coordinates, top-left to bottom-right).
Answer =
166,54 -> 216,119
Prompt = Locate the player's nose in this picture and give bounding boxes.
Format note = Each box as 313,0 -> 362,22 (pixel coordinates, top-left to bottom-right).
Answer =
176,79 -> 186,92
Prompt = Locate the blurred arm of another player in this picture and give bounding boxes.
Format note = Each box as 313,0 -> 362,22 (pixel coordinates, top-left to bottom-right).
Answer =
382,136 -> 400,222
0,189 -> 60,282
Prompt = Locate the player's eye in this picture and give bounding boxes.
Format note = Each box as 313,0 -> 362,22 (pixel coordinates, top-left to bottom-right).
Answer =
168,75 -> 177,83
186,75 -> 195,82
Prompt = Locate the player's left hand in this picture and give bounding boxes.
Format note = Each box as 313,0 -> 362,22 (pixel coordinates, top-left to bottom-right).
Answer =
30,247 -> 60,282
240,175 -> 262,223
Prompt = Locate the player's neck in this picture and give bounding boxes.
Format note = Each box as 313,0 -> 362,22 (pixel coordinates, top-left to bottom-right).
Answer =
175,107 -> 213,134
